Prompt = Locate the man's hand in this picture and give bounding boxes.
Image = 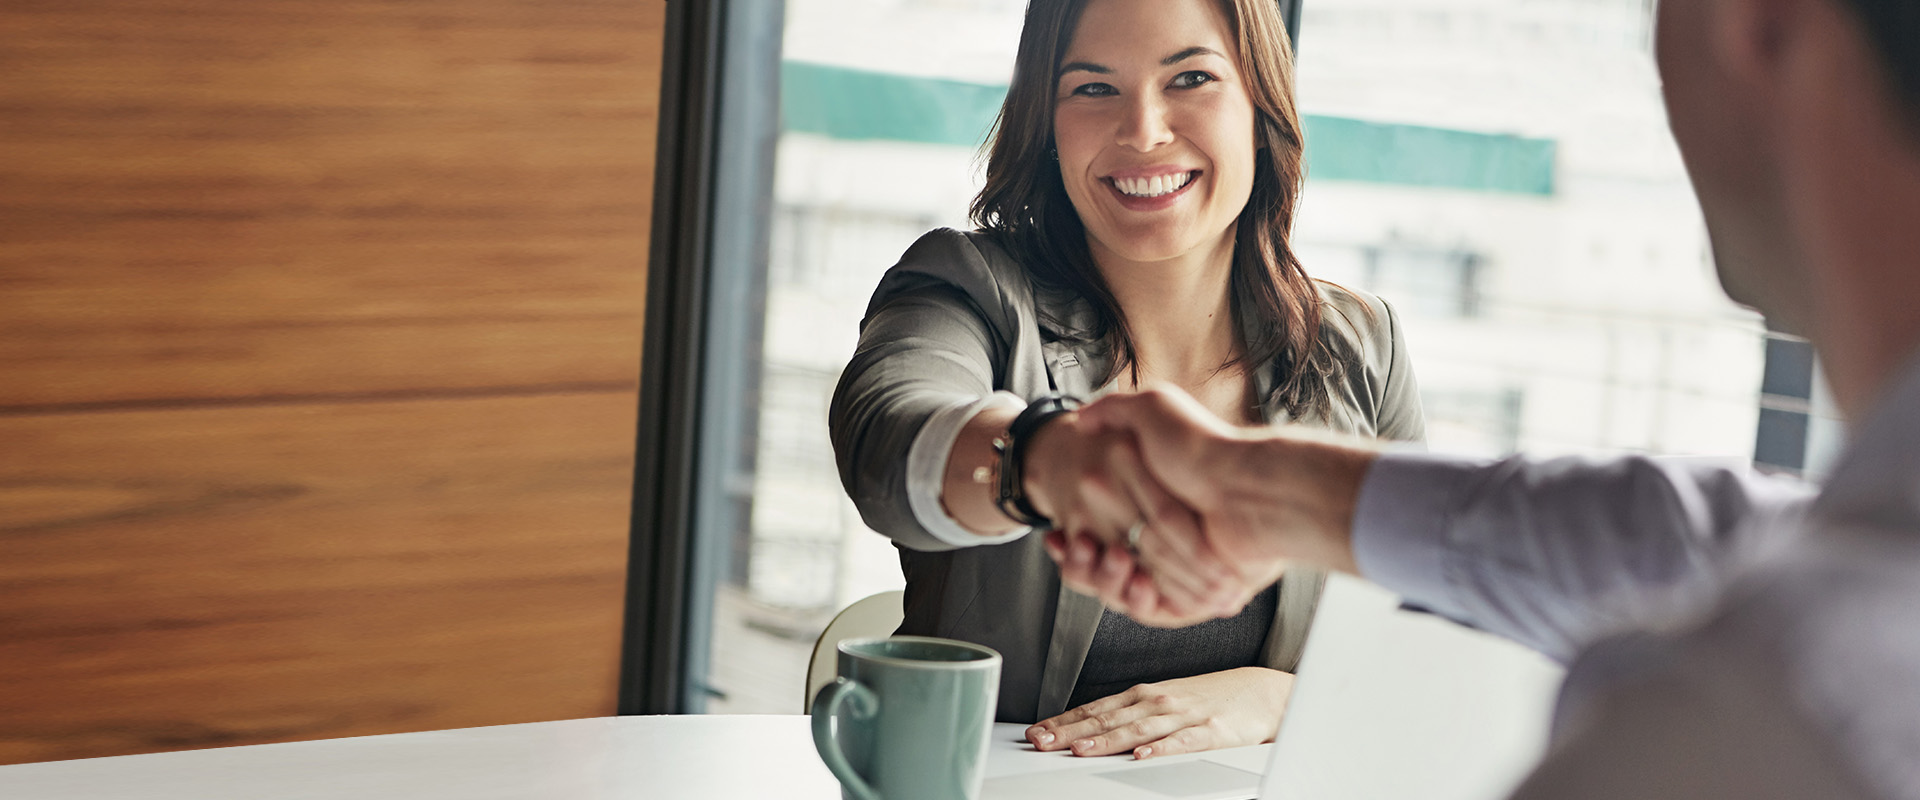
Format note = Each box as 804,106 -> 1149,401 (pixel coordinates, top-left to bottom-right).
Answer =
1023,667 -> 1294,759
1058,385 -> 1380,626
1021,412 -> 1239,619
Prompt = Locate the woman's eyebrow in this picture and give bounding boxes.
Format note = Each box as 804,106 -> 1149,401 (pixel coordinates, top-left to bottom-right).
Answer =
1059,46 -> 1221,78
1058,46 -> 1223,78
1161,46 -> 1222,65
1058,61 -> 1111,77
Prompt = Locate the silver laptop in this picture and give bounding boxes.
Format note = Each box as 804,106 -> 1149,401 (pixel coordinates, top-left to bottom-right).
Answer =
984,575 -> 1561,800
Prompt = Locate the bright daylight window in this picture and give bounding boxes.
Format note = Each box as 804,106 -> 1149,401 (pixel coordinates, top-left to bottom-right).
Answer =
697,0 -> 1771,714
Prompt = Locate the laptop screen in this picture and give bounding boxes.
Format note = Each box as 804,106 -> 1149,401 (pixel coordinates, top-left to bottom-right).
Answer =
1256,575 -> 1562,800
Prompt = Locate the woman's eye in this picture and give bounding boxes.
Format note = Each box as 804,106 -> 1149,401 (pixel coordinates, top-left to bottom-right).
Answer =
1170,71 -> 1216,89
1069,81 -> 1117,97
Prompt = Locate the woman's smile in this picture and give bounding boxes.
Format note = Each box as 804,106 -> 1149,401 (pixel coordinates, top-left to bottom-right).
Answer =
1106,169 -> 1203,211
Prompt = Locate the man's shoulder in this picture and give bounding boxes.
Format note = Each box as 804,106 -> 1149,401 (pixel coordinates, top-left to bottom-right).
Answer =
1555,532 -> 1920,798
1726,525 -> 1920,701
1522,623 -> 1878,799
1735,527 -> 1920,796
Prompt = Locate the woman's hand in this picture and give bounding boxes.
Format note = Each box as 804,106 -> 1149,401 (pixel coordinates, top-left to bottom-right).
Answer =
1022,667 -> 1293,759
1021,411 -> 1141,533
1023,413 -> 1234,618
1051,386 -> 1377,628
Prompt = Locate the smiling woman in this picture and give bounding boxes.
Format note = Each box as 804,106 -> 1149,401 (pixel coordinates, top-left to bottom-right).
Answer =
829,0 -> 1425,762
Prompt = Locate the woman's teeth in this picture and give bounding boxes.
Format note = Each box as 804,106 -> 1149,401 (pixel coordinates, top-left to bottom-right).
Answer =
1113,172 -> 1194,198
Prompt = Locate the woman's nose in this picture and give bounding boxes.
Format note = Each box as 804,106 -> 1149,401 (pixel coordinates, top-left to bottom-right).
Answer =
1116,93 -> 1174,152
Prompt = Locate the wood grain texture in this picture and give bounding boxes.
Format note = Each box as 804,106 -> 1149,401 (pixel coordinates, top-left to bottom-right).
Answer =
0,0 -> 663,764
0,0 -> 658,408
0,394 -> 637,763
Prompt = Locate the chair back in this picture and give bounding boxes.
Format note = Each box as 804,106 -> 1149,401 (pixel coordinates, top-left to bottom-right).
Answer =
803,590 -> 905,712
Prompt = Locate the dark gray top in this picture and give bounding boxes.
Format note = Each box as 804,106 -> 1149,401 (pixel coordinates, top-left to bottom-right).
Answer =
830,228 -> 1427,723
1068,585 -> 1279,710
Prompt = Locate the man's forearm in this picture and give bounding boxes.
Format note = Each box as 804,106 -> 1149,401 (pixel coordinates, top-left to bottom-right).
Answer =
1226,429 -> 1375,576
1349,452 -> 1816,660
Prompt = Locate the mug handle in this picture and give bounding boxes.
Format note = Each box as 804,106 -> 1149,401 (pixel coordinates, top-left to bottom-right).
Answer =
811,677 -> 882,800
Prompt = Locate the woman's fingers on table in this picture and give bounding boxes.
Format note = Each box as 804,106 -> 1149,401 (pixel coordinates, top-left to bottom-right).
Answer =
1025,669 -> 1290,759
1130,723 -> 1228,760
1023,685 -> 1163,753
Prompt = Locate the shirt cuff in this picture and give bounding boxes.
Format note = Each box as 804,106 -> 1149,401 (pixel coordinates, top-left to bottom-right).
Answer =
907,391 -> 1032,549
1350,451 -> 1489,618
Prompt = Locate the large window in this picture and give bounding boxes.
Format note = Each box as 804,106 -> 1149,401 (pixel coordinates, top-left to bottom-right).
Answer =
677,0 -> 1772,716
1289,0 -> 1766,460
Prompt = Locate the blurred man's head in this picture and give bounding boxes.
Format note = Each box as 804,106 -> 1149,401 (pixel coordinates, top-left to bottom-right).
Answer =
1842,0 -> 1920,138
1657,0 -> 1920,413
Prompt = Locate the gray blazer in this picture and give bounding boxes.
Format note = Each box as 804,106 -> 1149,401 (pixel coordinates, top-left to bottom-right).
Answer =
830,228 -> 1426,723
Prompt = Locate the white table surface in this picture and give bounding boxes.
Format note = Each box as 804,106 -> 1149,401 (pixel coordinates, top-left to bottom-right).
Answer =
0,577 -> 1563,800
0,717 -> 1261,800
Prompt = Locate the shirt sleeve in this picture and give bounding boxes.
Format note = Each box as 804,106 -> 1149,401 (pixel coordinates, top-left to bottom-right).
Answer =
906,391 -> 1032,548
1350,451 -> 1817,660
830,229 -> 1030,553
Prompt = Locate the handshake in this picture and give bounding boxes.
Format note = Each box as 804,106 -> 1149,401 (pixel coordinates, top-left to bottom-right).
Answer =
1017,386 -> 1383,627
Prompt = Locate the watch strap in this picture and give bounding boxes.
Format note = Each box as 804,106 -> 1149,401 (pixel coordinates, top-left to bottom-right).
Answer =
993,394 -> 1084,529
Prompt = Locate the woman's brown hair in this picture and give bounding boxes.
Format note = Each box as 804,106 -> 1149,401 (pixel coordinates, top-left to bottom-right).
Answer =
970,0 -> 1340,418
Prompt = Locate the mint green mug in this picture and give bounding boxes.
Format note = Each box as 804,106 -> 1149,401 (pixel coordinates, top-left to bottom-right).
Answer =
810,636 -> 1001,800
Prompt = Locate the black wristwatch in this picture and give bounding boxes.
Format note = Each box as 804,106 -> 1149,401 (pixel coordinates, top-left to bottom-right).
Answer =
992,394 -> 1084,529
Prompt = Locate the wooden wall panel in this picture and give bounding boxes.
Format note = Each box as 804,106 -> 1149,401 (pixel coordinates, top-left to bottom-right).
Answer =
0,0 -> 663,764
0,394 -> 637,763
0,0 -> 656,407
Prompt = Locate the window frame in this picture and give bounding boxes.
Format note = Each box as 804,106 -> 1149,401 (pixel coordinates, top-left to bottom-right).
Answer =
622,0 -> 786,715
625,0 -> 1312,715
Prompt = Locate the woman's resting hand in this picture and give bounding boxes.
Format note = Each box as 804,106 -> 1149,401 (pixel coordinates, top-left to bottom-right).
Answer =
1022,667 -> 1293,759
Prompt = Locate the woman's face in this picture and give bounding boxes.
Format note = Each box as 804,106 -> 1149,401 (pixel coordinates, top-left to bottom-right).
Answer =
1053,0 -> 1257,269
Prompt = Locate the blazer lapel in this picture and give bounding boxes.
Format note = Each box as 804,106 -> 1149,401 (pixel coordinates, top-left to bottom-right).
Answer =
1028,292 -> 1107,720
1035,584 -> 1104,720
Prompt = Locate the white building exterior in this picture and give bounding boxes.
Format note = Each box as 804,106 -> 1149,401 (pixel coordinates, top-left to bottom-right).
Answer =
709,0 -> 1771,713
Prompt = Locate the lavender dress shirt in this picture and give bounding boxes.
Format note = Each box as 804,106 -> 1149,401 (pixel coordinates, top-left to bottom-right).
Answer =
1351,354 -> 1920,798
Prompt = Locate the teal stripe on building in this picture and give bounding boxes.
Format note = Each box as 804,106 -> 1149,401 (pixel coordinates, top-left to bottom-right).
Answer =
781,61 -> 1008,149
1303,116 -> 1555,195
781,61 -> 1556,196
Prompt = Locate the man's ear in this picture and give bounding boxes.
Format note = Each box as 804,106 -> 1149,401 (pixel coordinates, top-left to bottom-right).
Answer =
1709,0 -> 1801,86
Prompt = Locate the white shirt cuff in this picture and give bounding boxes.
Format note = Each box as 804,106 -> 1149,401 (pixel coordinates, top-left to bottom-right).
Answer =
1350,451 -> 1490,619
907,392 -> 1033,548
